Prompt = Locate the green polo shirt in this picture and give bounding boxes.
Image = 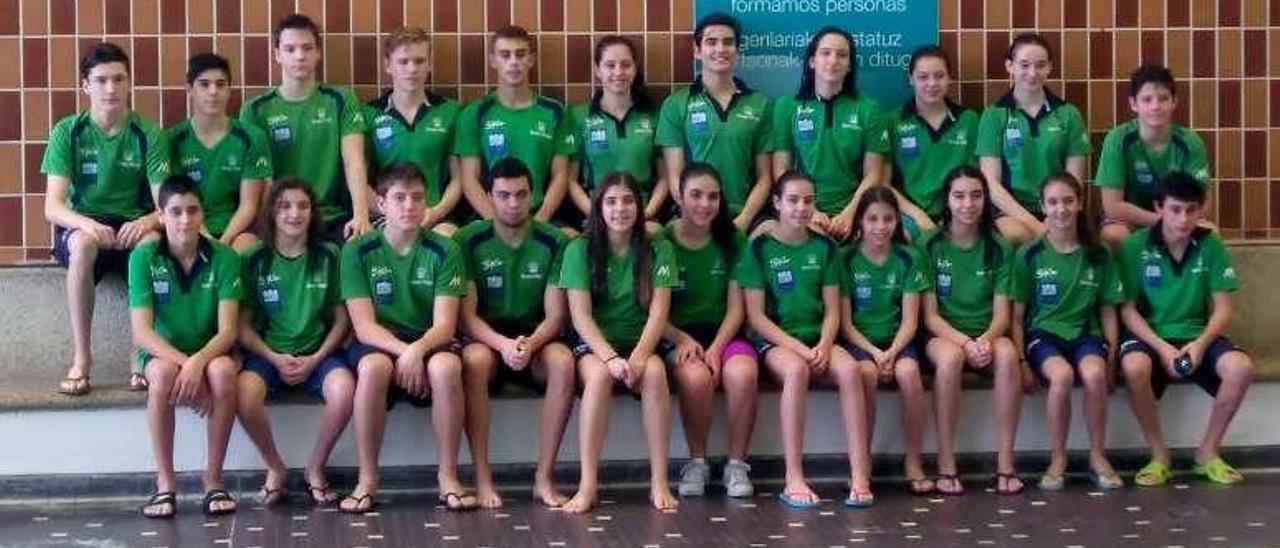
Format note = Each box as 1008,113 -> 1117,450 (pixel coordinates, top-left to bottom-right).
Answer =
454,219 -> 567,333
841,242 -> 931,345
363,91 -> 461,207
1011,238 -> 1125,340
41,110 -> 170,219
657,78 -> 774,217
453,92 -> 575,211
917,229 -> 1013,338
558,237 -> 678,348
241,241 -> 341,356
128,237 -> 242,365
240,85 -> 367,223
773,92 -> 891,215
1094,120 -> 1211,212
569,99 -> 660,197
662,224 -> 748,333
340,228 -> 467,334
975,91 -> 1091,216
164,119 -> 272,237
1117,226 -> 1238,341
891,100 -> 980,219
736,230 -> 842,346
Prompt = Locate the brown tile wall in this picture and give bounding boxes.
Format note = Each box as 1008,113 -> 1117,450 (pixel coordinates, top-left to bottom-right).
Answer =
1,0 -> 1278,263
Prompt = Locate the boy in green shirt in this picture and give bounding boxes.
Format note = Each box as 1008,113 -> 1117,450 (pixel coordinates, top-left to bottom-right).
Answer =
455,157 -> 576,508
339,163 -> 473,513
455,26 -> 574,222
241,14 -> 371,242
42,42 -> 170,396
1096,65 -> 1212,248
167,53 -> 270,251
658,12 -> 774,230
130,176 -> 242,518
364,27 -> 462,231
1117,173 -> 1253,486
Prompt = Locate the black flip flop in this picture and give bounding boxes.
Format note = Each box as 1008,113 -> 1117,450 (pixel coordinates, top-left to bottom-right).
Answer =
141,491 -> 176,519
339,493 -> 377,514
202,489 -> 237,516
438,491 -> 478,512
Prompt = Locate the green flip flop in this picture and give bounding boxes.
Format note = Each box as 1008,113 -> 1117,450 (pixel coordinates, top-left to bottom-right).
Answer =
1193,457 -> 1243,485
1134,460 -> 1173,487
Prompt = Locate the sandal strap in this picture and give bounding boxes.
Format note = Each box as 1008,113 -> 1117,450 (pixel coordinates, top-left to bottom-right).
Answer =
147,491 -> 176,504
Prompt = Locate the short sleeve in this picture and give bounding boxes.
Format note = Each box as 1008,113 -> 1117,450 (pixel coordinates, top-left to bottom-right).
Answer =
1065,105 -> 1092,157
821,240 -> 841,287
216,248 -> 244,301
1206,236 -> 1240,293
340,240 -> 371,300
1010,247 -> 1032,304
452,101 -> 482,158
40,116 -> 75,178
974,107 -> 1004,159
771,96 -> 794,158
655,93 -> 686,148
1093,127 -> 1126,190
754,96 -> 775,155
557,238 -> 590,291
435,239 -> 467,297
652,239 -> 678,288
339,88 -> 367,136
734,240 -> 764,289
1186,130 -> 1213,185
865,101 -> 892,155
1101,251 -> 1125,306
904,247 -> 931,293
553,107 -> 576,157
144,122 -> 171,185
1116,238 -> 1142,302
243,124 -> 274,180
993,238 -> 1013,296
128,246 -> 153,308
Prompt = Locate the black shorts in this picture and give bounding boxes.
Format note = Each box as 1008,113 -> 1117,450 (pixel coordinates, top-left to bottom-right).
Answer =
1119,335 -> 1243,398
53,214 -> 133,283
347,330 -> 462,408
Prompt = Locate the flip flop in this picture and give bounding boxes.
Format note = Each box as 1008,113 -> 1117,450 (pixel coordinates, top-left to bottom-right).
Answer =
906,476 -> 936,496
1091,470 -> 1124,490
438,491 -> 478,512
57,376 -> 90,396
141,491 -> 176,519
843,488 -> 875,508
257,485 -> 286,507
991,473 -> 1025,495
935,474 -> 965,496
1193,457 -> 1244,485
308,483 -> 339,505
1134,461 -> 1173,487
339,492 -> 377,514
777,491 -> 821,509
202,489 -> 237,516
1038,472 -> 1065,491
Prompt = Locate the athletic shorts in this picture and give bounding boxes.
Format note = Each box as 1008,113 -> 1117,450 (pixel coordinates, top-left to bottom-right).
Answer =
1024,330 -> 1108,381
242,350 -> 351,401
347,330 -> 462,408
1119,335 -> 1243,398
53,214 -> 134,283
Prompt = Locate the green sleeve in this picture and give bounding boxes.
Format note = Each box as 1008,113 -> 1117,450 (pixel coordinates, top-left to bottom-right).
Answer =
452,102 -> 481,158
1101,251 -> 1125,306
754,96 -> 775,155
771,96 -> 793,158
324,244 -> 342,309
243,125 -> 274,180
568,106 -> 586,162
339,88 -> 367,136
216,247 -> 244,301
554,107 -> 576,157
652,239 -> 678,288
547,230 -> 569,286
963,111 -> 981,166
1065,105 -> 1092,157
1093,126 -> 1126,190
865,100 -> 892,155
822,240 -> 841,287
1207,236 -> 1240,293
144,122 -> 171,184
993,239 -> 1013,296
127,246 -> 153,308
905,246 -> 931,293
339,240 -> 370,300
557,238 -> 590,290
1117,238 -> 1142,302
435,239 -> 467,297
1010,247 -> 1032,304
734,241 -> 763,289
1186,130 -> 1212,184
974,107 -> 1004,159
40,116 -> 74,177
655,93 -> 686,148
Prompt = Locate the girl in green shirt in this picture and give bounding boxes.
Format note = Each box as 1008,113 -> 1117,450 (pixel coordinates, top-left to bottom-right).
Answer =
919,166 -> 1025,495
741,171 -> 869,509
561,172 -> 677,513
1011,173 -> 1124,491
840,186 -> 931,495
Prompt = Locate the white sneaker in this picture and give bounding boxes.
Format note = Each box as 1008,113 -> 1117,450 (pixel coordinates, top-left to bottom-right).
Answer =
723,460 -> 754,498
678,460 -> 710,497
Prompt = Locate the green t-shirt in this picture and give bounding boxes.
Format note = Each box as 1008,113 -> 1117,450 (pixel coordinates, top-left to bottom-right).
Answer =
736,231 -> 842,345
41,110 -> 170,219
1094,120 -> 1211,212
240,85 -> 367,223
569,100 -> 659,197
891,100 -> 980,219
1011,238 -> 1125,340
128,237 -> 242,364
558,237 -> 678,348
454,219 -> 568,333
773,92 -> 891,215
662,223 -> 748,332
841,242 -> 931,345
917,229 -> 1013,338
453,92 -> 575,211
1117,226 -> 1239,341
339,228 -> 466,334
975,91 -> 1092,216
241,241 -> 341,356
363,91 -> 461,207
656,78 -> 774,217
164,119 -> 273,237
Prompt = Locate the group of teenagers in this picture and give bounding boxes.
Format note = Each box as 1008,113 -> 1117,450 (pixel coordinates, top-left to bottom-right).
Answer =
40,10 -> 1256,519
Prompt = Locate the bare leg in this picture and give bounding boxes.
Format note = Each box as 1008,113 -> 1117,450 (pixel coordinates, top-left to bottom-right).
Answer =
1078,356 -> 1117,478
927,339 -> 964,489
1041,358 -> 1075,479
306,367 -> 355,496
145,360 -> 180,494
563,355 -> 612,514
64,232 -> 99,383
1196,352 -> 1254,464
640,356 -> 677,510
763,347 -> 817,504
203,356 -> 240,512
341,353 -> 393,512
235,372 -> 287,496
992,338 -> 1024,491
673,359 -> 714,459
427,352 -> 472,503
824,347 -> 871,499
460,343 -> 501,508
721,354 -> 760,461
1121,352 -> 1170,464
532,343 -> 576,507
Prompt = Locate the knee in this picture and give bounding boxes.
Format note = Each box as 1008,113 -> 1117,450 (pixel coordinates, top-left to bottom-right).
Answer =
325,368 -> 356,400
1121,354 -> 1152,383
579,360 -> 613,389
145,362 -> 178,393
428,353 -> 463,384
722,357 -> 759,387
934,346 -> 964,376
1078,361 -> 1107,390
1045,366 -> 1074,390
230,233 -> 259,253
643,359 -> 669,390
779,360 -> 810,387
461,345 -> 496,377
237,372 -> 267,402
675,361 -> 712,393
1219,353 -> 1255,385
68,233 -> 101,261
357,355 -> 394,384
1101,224 -> 1130,249
206,357 -> 239,398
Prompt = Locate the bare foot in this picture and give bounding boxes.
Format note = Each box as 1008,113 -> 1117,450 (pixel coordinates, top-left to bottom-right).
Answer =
534,479 -> 569,508
650,485 -> 678,511
562,487 -> 597,514
475,486 -> 503,509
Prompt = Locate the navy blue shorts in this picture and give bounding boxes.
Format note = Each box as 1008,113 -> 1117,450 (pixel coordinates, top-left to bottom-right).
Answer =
242,351 -> 351,401
846,340 -> 921,363
1024,330 -> 1108,381
53,215 -> 133,283
1119,336 -> 1243,398
347,331 -> 462,408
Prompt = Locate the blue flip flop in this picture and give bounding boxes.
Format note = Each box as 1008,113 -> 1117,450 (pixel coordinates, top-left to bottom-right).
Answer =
844,489 -> 875,508
777,491 -> 821,509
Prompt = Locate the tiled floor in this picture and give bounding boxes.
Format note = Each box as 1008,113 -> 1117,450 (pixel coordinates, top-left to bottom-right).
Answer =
3,474 -> 1278,547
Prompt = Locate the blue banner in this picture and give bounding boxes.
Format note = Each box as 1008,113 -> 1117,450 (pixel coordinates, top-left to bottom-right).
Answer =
695,1 -> 939,107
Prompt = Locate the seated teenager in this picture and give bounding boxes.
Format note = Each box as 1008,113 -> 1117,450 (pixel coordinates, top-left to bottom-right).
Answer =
1118,172 -> 1253,486
1010,173 -> 1124,491
662,163 -> 760,498
236,178 -> 354,506
130,176 -> 242,518
455,157 -> 577,508
339,163 -> 472,513
559,172 -> 678,513
739,170 -> 869,509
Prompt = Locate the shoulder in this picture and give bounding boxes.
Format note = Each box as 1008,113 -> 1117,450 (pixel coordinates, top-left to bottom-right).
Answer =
531,220 -> 569,248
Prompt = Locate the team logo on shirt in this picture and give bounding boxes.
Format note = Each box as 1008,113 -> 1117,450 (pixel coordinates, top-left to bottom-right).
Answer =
801,254 -> 821,271
935,258 -> 953,296
840,113 -> 862,131
1223,266 -> 1236,279
118,150 -> 141,170
735,106 -> 759,122
1134,161 -> 1155,185
520,261 -> 544,281
947,133 -> 969,146
689,101 -> 710,134
312,107 -> 332,125
222,155 -> 241,173
531,120 -> 553,140
481,258 -> 503,271
899,135 -> 919,157
1190,256 -> 1208,275
656,265 -> 671,278
426,117 -> 448,134
768,256 -> 791,268
484,120 -> 508,155
1035,267 -> 1059,304
635,118 -> 654,134
1043,119 -> 1063,133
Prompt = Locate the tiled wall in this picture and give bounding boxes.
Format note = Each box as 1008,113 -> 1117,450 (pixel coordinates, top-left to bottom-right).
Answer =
0,0 -> 1277,264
